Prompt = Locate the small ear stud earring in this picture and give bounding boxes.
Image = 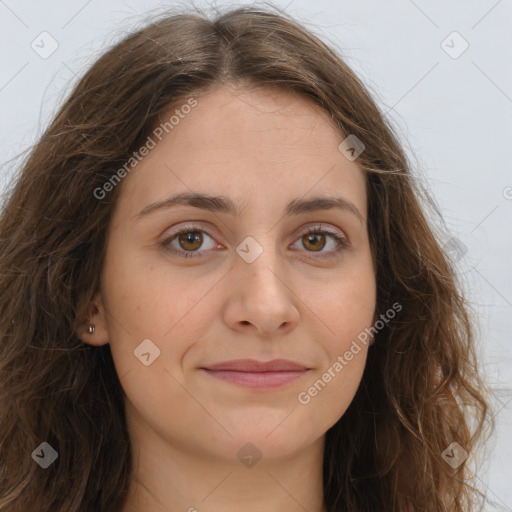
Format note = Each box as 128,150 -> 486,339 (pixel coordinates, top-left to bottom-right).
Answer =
87,324 -> 95,334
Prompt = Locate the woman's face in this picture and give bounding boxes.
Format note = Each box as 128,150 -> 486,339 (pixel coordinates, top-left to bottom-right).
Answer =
88,84 -> 377,466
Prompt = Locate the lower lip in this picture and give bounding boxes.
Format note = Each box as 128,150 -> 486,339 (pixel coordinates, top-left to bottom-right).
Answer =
201,369 -> 309,389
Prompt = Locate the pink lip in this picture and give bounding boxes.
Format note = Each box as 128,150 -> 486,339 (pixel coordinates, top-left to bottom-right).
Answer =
200,359 -> 310,390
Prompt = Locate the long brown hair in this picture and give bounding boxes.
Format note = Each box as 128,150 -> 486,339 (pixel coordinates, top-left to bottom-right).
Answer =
0,4 -> 495,511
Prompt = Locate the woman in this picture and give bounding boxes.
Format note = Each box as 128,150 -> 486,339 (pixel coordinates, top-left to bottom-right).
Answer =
0,4 -> 494,511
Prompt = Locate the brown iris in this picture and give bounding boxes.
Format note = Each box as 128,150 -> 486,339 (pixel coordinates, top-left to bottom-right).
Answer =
301,232 -> 326,252
178,231 -> 203,251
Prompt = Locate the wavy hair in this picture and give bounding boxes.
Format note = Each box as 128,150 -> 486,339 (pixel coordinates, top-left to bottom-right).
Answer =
0,4 -> 495,511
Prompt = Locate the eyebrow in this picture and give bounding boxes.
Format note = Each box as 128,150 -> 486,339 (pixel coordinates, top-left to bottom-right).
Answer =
136,192 -> 364,224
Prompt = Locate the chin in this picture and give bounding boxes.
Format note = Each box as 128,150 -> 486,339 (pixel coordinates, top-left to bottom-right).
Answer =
207,422 -> 322,466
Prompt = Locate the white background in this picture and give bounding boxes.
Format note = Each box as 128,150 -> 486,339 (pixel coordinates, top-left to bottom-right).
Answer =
0,0 -> 511,509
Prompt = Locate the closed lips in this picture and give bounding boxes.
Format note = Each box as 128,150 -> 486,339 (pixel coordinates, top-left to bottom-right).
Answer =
200,359 -> 310,389
201,359 -> 309,372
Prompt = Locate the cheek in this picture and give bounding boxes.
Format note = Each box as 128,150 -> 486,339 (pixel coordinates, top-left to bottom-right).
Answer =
102,246 -> 192,331
295,265 -> 375,424
312,261 -> 377,347
101,250 -> 220,377
295,352 -> 366,443
102,258 -> 205,434
295,275 -> 375,432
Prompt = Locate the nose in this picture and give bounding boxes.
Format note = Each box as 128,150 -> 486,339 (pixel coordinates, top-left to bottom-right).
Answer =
222,241 -> 300,337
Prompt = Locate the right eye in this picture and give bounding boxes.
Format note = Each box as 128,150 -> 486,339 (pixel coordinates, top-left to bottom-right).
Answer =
160,225 -> 220,258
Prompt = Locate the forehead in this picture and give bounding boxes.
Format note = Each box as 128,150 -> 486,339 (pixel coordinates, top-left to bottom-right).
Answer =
113,85 -> 367,219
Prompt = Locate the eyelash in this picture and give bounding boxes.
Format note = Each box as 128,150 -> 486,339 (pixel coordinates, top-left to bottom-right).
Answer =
160,224 -> 348,259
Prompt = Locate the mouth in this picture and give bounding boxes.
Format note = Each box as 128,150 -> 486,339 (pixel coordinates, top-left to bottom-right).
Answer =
199,359 -> 311,390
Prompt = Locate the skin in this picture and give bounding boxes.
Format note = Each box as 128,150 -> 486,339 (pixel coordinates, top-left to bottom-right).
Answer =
80,83 -> 377,512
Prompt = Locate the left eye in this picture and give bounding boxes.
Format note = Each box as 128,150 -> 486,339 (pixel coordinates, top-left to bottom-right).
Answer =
160,224 -> 347,259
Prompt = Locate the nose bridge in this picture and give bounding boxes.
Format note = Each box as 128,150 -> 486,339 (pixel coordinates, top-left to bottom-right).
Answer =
227,231 -> 300,332
235,233 -> 283,295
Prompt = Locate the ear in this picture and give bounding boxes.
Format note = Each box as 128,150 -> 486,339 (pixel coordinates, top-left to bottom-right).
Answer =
76,290 -> 110,346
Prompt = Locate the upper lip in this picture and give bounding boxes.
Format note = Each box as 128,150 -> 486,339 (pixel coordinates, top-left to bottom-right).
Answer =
201,359 -> 309,372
